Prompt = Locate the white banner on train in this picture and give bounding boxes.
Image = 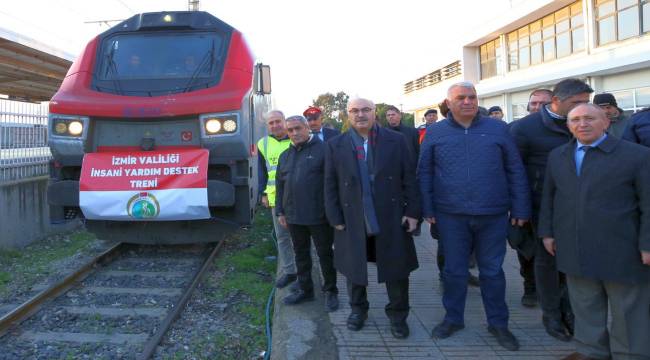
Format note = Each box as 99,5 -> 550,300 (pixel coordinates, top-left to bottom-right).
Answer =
78,148 -> 210,221
79,188 -> 209,220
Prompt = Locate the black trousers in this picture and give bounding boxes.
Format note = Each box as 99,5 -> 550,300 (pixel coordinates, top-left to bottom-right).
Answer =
534,238 -> 571,319
347,277 -> 410,324
517,252 -> 536,292
287,223 -> 338,294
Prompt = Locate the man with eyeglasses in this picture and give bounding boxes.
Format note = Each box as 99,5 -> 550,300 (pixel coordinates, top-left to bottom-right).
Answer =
303,106 -> 340,142
510,78 -> 594,342
539,103 -> 650,360
324,97 -> 420,339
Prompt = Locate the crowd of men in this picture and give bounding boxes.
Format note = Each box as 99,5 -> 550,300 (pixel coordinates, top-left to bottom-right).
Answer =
256,78 -> 650,360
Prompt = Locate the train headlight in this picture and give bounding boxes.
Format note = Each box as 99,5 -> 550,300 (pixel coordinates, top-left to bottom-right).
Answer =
205,119 -> 222,134
50,115 -> 88,138
54,122 -> 67,134
68,121 -> 83,136
200,112 -> 239,137
223,119 -> 237,132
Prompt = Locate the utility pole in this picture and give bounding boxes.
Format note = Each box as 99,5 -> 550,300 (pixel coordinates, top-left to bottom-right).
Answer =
189,0 -> 200,11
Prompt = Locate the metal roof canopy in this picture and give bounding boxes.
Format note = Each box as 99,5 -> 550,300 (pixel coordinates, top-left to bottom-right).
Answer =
0,27 -> 74,102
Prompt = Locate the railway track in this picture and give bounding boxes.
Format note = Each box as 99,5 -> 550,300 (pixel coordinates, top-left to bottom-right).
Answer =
0,239 -> 224,359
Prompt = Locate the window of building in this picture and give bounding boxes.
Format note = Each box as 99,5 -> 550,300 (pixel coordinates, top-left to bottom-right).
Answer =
636,86 -> 650,108
507,1 -> 584,71
511,103 -> 528,120
644,0 -> 650,32
596,0 -> 650,45
480,38 -> 503,79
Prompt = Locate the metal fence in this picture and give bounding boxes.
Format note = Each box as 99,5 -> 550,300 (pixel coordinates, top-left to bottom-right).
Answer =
0,98 -> 51,183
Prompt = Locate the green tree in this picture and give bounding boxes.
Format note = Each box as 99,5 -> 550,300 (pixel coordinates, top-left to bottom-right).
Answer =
375,103 -> 415,128
312,91 -> 349,131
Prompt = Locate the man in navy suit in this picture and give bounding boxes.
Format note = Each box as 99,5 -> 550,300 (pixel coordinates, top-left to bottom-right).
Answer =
304,106 -> 340,141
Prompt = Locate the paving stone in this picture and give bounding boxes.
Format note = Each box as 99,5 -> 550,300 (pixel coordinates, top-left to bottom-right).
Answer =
328,224 -> 577,359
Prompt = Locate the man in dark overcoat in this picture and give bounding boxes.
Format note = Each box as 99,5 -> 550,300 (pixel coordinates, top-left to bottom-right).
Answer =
539,103 -> 650,360
510,78 -> 594,341
324,97 -> 420,339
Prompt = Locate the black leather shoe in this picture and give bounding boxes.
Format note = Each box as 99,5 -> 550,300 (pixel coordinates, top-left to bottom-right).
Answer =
468,274 -> 480,287
521,290 -> 537,307
390,321 -> 409,339
488,326 -> 520,351
543,317 -> 572,342
282,289 -> 314,305
325,291 -> 339,312
431,321 -> 465,339
275,273 -> 297,288
346,312 -> 367,331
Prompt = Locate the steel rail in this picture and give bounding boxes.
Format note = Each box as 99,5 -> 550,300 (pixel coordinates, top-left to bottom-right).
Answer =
137,238 -> 225,360
0,242 -> 124,337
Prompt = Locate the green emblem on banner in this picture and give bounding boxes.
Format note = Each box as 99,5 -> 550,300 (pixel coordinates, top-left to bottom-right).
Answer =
126,192 -> 161,219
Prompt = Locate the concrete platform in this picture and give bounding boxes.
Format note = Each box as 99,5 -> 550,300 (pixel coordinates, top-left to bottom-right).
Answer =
272,225 -> 576,360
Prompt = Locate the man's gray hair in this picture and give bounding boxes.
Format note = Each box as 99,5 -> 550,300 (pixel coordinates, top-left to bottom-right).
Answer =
264,110 -> 285,121
447,81 -> 476,98
285,115 -> 309,126
552,78 -> 594,101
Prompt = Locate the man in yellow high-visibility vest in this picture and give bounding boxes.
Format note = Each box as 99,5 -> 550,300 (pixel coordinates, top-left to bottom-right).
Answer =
258,110 -> 296,288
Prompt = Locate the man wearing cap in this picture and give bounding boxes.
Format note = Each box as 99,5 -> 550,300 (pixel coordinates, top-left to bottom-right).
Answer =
488,106 -> 505,120
593,93 -> 630,139
258,110 -> 296,289
275,115 -> 339,311
418,109 -> 438,144
304,106 -> 340,142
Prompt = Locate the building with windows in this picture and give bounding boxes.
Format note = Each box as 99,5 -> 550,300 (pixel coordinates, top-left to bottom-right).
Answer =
403,0 -> 650,124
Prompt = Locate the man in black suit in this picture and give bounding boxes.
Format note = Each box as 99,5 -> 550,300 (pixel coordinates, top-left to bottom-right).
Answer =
386,105 -> 423,236
276,115 -> 338,311
539,103 -> 650,360
304,106 -> 340,141
385,105 -> 420,161
510,78 -> 593,340
324,97 -> 420,339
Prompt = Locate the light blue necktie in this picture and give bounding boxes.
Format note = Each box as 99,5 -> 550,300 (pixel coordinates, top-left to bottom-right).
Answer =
312,131 -> 323,141
576,145 -> 590,175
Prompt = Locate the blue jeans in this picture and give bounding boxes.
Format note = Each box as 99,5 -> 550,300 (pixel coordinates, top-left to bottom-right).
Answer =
436,212 -> 509,328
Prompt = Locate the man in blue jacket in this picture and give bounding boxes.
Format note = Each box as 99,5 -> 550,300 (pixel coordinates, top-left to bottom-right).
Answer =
623,107 -> 650,147
418,82 -> 531,351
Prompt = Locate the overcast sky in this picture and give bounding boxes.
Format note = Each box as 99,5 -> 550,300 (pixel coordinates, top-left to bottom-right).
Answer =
1,0 -> 515,114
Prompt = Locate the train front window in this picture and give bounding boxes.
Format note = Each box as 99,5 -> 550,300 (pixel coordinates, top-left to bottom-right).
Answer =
95,31 -> 228,95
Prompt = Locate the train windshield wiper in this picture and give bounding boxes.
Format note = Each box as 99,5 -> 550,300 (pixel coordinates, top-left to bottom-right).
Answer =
104,45 -> 124,95
183,40 -> 215,93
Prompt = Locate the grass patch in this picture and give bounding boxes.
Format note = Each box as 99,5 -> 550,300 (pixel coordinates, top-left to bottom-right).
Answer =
0,230 -> 98,298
